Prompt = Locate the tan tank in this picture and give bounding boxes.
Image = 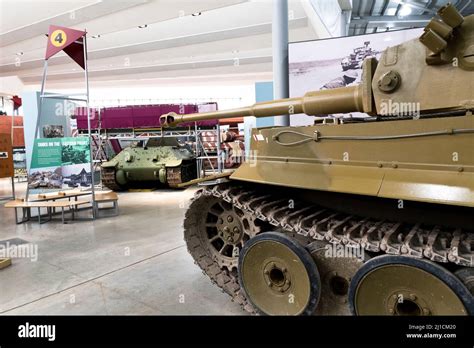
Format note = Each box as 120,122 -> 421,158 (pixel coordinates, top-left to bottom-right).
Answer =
161,4 -> 474,316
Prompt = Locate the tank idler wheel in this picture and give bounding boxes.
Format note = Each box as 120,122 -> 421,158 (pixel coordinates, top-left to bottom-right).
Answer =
349,255 -> 474,315
238,232 -> 321,315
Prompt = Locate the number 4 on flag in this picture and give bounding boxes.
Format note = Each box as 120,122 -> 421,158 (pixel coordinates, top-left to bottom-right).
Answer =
45,25 -> 87,69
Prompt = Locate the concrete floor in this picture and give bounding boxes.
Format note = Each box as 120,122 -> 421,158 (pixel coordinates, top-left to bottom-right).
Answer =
0,178 -> 244,315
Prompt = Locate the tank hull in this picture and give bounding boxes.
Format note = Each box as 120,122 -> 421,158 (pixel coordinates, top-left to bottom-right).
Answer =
101,144 -> 197,190
232,114 -> 474,207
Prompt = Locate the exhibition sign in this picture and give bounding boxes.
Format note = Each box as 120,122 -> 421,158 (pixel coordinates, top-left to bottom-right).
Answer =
0,134 -> 14,179
28,137 -> 91,194
288,28 -> 423,126
45,25 -> 87,69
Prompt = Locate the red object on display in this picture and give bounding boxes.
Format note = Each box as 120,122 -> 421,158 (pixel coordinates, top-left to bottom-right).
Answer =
74,107 -> 99,129
11,96 -> 22,110
0,116 -> 25,147
74,103 -> 219,130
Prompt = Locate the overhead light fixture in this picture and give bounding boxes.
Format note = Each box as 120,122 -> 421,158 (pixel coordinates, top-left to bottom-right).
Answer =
16,52 -> 24,56
399,5 -> 412,17
91,34 -> 101,38
192,12 -> 202,16
138,24 -> 148,28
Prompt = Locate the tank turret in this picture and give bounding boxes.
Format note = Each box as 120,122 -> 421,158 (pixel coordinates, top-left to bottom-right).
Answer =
162,5 -> 472,128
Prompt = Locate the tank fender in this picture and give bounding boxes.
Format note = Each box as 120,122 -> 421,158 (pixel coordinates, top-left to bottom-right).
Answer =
101,159 -> 119,168
164,159 -> 183,168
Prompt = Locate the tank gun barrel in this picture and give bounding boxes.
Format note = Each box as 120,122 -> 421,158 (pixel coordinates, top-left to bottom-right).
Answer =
160,85 -> 371,127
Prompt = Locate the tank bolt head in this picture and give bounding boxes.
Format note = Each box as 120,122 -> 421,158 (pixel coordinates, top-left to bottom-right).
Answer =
377,162 -> 383,168
227,216 -> 233,222
388,308 -> 394,314
279,288 -> 285,293
223,226 -> 230,233
377,70 -> 401,93
233,227 -> 240,233
264,270 -> 269,275
267,282 -> 273,287
409,294 -> 417,301
392,163 -> 398,168
282,267 -> 287,273
457,167 -> 464,172
422,308 -> 430,315
218,218 -> 223,224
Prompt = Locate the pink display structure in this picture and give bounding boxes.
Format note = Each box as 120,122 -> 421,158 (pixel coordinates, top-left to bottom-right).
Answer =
74,103 -> 218,130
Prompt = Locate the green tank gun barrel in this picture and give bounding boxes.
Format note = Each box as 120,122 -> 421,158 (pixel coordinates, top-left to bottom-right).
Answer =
160,84 -> 371,127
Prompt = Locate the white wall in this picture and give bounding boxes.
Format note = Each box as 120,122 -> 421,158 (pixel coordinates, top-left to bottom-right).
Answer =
48,82 -> 257,110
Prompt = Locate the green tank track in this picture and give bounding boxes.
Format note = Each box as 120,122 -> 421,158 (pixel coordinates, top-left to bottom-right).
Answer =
100,167 -> 123,191
167,162 -> 197,188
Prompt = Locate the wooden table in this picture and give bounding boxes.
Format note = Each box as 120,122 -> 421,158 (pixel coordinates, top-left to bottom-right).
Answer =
5,189 -> 120,224
30,190 -> 92,202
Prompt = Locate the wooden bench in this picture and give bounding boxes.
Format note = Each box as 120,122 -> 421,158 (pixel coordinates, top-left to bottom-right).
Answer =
94,192 -> 119,217
4,190 -> 119,224
4,199 -> 89,224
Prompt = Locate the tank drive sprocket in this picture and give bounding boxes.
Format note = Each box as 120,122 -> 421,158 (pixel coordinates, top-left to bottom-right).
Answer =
183,188 -> 262,312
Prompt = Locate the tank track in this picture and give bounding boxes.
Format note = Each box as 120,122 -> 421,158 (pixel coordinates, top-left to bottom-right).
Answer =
167,162 -> 196,188
100,167 -> 123,191
184,183 -> 474,314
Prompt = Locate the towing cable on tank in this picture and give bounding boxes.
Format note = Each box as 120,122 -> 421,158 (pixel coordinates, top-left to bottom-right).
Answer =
272,128 -> 474,146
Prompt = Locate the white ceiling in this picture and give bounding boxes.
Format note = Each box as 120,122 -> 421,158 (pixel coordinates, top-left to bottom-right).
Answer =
0,0 -> 323,90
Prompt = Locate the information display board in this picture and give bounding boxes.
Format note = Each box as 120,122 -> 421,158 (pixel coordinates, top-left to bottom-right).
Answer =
28,137 -> 91,194
0,134 -> 14,178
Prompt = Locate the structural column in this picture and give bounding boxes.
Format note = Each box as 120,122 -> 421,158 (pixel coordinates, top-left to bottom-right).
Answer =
272,0 -> 290,126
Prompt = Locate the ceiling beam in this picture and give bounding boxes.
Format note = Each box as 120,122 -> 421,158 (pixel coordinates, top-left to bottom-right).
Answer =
0,0 -> 148,47
0,17 -> 307,76
19,56 -> 273,84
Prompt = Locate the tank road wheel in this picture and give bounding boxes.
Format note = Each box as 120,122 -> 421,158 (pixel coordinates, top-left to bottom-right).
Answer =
308,241 -> 365,315
238,232 -> 321,315
349,255 -> 474,315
